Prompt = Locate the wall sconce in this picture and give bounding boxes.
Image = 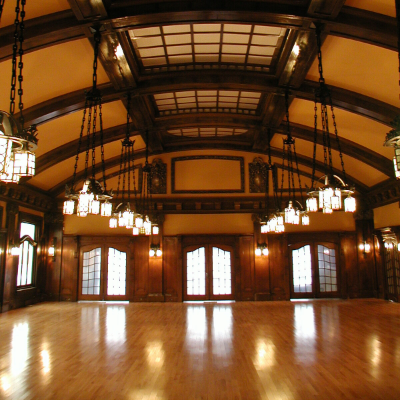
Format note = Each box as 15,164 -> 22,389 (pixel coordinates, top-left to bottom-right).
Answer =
48,237 -> 56,261
10,244 -> 19,256
255,243 -> 269,257
359,242 -> 370,253
152,225 -> 159,235
384,242 -> 394,249
149,243 -> 162,257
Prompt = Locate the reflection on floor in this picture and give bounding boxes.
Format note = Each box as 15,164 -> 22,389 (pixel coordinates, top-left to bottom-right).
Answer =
0,299 -> 399,399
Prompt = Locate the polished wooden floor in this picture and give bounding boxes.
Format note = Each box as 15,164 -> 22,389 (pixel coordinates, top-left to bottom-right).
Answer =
0,299 -> 400,400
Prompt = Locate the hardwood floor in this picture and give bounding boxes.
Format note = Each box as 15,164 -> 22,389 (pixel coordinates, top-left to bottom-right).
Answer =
0,299 -> 399,400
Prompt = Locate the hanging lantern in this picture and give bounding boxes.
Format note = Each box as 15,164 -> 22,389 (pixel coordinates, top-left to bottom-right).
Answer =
306,26 -> 356,214
109,216 -> 118,229
64,27 -> 113,217
0,2 -> 38,184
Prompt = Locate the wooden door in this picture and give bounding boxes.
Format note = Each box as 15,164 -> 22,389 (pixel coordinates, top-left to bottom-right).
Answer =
78,244 -> 129,301
184,244 -> 234,301
290,242 -> 340,299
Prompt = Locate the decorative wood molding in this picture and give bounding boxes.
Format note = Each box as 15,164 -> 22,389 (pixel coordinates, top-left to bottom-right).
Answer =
249,157 -> 268,193
0,185 -> 54,212
171,156 -> 244,194
149,158 -> 167,194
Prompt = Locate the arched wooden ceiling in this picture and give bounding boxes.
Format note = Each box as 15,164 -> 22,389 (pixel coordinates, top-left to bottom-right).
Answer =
0,0 -> 399,209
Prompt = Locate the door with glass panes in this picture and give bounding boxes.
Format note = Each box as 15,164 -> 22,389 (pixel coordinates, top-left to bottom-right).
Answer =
78,244 -> 129,301
290,242 -> 340,299
183,244 -> 234,301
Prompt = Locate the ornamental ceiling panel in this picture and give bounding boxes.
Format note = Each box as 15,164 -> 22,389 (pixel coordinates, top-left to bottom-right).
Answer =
153,90 -> 262,116
129,23 -> 286,73
167,128 -> 248,138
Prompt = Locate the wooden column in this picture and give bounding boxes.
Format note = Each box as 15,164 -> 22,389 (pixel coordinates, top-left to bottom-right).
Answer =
148,217 -> 164,302
44,212 -> 64,301
1,202 -> 19,312
253,216 -> 271,301
60,235 -> 79,301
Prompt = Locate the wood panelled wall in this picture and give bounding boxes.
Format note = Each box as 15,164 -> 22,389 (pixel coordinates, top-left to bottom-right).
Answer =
53,223 -> 378,303
0,202 -> 390,310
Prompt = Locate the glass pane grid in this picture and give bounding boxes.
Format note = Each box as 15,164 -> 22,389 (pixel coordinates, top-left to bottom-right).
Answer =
317,245 -> 337,293
129,23 -> 285,73
167,127 -> 248,137
107,248 -> 127,296
292,245 -> 312,293
386,248 -> 395,294
212,247 -> 232,295
82,248 -> 101,296
17,222 -> 36,287
154,90 -> 261,116
187,248 -> 206,295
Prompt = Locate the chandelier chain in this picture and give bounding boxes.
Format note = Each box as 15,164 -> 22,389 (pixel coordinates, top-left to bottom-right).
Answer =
122,136 -> 127,199
116,145 -> 124,199
322,103 -> 334,170
293,141 -> 304,204
9,0 -> 21,116
126,94 -> 131,203
91,103 -> 97,180
99,102 -> 107,191
316,25 -> 325,85
71,98 -> 88,189
17,0 -> 26,128
92,30 -> 100,90
0,0 -> 5,21
280,137 -> 285,206
311,98 -> 318,188
321,103 -> 328,172
84,106 -> 92,182
330,101 -> 347,180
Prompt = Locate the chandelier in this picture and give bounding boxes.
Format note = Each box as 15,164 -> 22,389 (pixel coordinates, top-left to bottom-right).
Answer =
306,26 -> 356,214
109,93 -> 137,231
132,130 -> 156,236
260,130 -> 285,234
63,27 -> 112,217
279,91 -> 309,226
383,116 -> 400,179
0,0 -> 38,184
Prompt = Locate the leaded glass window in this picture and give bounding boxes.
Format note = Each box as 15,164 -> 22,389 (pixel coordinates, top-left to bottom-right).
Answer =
187,247 -> 206,295
317,245 -> 337,293
82,248 -> 101,295
292,245 -> 312,293
212,247 -> 232,295
107,248 -> 127,296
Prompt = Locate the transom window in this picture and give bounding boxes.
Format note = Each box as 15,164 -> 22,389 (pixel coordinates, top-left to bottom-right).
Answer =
129,23 -> 286,73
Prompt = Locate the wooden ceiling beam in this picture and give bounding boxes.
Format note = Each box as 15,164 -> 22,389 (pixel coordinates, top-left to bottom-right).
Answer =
0,5 -> 396,61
